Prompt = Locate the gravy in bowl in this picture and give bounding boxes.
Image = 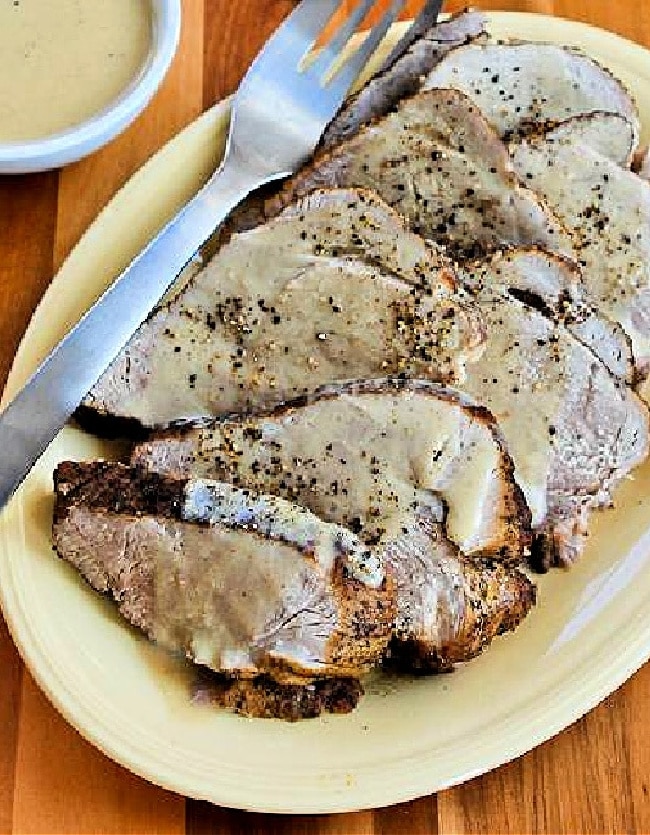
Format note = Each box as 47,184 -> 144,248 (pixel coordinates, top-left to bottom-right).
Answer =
0,0 -> 151,143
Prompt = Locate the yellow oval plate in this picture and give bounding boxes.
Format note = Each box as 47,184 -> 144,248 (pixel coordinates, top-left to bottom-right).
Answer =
2,13 -> 650,815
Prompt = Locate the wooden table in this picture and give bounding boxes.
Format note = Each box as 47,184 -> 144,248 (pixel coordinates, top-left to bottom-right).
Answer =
1,1 -> 650,832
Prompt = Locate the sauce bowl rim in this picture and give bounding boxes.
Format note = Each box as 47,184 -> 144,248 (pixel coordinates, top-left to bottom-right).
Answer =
0,0 -> 182,174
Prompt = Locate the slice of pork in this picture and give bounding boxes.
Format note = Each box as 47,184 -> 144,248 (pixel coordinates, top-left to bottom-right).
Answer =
424,42 -> 640,150
321,9 -> 487,150
80,189 -> 482,430
132,379 -> 531,561
460,251 -> 650,565
53,461 -> 394,683
511,133 -> 650,377
260,88 -> 574,260
381,504 -> 535,671
536,113 -> 637,168
463,246 -> 634,383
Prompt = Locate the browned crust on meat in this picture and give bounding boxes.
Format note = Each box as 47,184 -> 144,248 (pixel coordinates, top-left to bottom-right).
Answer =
502,475 -> 533,561
384,637 -> 453,674
528,532 -> 556,574
326,559 -> 396,671
386,560 -> 536,673
54,461 -> 187,524
251,556 -> 396,680
633,145 -> 649,174
195,673 -> 363,720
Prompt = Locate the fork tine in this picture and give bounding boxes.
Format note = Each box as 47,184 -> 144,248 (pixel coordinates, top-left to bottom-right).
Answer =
376,0 -> 443,76
243,0 -> 343,74
329,0 -> 406,92
309,0 -> 377,78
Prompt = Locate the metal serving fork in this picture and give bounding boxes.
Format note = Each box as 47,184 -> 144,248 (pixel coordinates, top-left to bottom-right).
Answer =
0,0 -> 431,509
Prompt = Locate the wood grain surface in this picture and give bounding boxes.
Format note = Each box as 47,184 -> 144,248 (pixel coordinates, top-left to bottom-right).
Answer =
1,2 -> 649,833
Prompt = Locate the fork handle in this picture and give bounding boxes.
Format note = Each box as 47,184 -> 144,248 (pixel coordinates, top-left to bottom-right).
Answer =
0,156 -> 276,510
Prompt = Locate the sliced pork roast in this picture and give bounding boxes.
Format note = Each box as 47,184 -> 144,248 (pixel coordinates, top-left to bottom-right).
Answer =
460,250 -> 650,566
80,189 -> 482,429
132,379 -> 531,561
259,88 -> 574,259
129,378 -> 535,669
54,461 -> 535,699
321,9 -> 487,150
53,461 -> 394,684
424,42 -> 640,149
511,131 -> 650,377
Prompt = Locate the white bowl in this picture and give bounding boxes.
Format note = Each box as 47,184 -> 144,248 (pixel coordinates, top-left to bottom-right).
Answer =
0,0 -> 181,175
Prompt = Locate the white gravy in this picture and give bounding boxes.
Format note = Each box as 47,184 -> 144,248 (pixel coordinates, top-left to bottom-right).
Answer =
0,0 -> 151,142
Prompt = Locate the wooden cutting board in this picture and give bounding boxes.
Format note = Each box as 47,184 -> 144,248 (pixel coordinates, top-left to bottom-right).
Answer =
1,1 -> 650,832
